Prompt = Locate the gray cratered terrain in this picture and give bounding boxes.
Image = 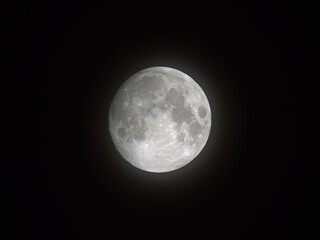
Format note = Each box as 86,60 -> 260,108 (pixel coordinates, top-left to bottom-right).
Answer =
109,66 -> 211,173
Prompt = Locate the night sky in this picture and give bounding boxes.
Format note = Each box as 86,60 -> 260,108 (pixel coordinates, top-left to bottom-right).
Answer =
3,1 -> 316,238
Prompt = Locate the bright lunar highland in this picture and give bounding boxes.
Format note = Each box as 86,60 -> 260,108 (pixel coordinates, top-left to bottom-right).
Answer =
109,67 -> 211,173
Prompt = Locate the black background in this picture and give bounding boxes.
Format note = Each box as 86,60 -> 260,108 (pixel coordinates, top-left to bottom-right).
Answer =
2,1 -> 316,239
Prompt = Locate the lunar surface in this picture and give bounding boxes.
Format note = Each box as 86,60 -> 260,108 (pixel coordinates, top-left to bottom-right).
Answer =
108,67 -> 211,173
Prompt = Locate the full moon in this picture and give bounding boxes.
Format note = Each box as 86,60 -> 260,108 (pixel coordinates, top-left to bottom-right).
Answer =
109,67 -> 211,173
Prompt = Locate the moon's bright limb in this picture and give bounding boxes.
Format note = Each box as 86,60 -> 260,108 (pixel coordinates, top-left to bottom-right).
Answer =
108,66 -> 211,173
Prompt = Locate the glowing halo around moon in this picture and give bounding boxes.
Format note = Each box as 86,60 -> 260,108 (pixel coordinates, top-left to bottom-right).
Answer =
108,66 -> 211,173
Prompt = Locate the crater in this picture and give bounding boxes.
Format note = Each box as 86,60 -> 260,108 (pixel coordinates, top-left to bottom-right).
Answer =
198,106 -> 207,118
118,127 -> 126,138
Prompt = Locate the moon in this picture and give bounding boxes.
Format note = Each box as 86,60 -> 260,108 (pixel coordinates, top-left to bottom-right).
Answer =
108,66 -> 211,173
